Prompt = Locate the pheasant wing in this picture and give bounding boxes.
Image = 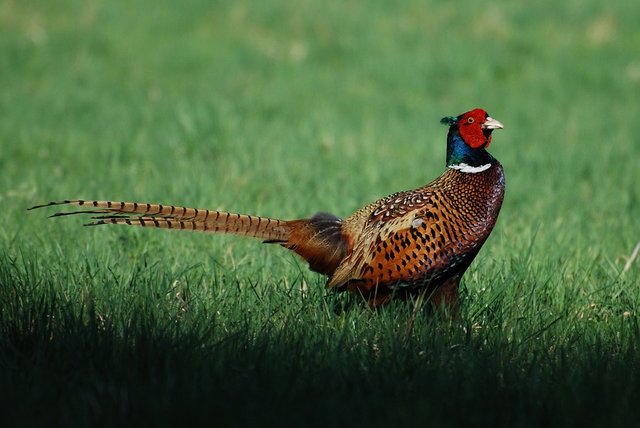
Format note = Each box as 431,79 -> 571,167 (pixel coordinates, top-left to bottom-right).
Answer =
327,188 -> 483,291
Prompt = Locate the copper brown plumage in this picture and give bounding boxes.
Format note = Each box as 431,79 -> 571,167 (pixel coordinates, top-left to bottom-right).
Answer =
330,161 -> 505,307
29,108 -> 505,308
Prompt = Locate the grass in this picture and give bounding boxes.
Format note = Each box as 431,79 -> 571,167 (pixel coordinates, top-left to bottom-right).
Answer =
2,0 -> 640,426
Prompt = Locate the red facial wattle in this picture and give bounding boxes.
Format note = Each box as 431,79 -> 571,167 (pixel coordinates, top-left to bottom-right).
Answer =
457,108 -> 492,149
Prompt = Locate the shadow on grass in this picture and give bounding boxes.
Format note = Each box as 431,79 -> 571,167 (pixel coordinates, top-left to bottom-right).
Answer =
1,252 -> 639,427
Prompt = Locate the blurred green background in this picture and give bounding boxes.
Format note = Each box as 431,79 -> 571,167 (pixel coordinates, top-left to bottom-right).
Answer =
2,0 -> 638,261
1,0 -> 639,426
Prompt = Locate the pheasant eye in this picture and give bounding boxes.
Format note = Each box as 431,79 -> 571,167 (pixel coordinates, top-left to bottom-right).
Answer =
467,117 -> 474,124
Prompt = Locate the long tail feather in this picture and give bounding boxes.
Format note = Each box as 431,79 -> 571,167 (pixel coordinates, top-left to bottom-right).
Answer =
29,199 -> 290,242
29,199 -> 350,276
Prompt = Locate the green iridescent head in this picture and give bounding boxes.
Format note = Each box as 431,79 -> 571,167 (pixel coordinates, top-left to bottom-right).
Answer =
442,108 -> 504,168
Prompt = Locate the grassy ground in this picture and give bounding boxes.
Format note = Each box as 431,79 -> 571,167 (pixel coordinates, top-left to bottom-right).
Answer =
2,0 -> 640,426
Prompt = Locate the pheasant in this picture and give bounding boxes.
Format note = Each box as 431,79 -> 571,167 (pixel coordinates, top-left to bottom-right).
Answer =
30,108 -> 505,308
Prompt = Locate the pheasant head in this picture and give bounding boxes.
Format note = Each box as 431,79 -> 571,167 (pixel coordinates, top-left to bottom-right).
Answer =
442,108 -> 504,172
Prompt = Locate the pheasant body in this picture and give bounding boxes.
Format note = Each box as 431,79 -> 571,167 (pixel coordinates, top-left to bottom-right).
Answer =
30,108 -> 505,308
331,162 -> 504,306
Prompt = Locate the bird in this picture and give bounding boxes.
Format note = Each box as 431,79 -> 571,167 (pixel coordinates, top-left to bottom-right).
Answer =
29,108 -> 505,308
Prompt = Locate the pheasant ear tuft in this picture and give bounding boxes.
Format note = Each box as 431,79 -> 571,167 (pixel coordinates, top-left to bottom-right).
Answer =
440,116 -> 458,126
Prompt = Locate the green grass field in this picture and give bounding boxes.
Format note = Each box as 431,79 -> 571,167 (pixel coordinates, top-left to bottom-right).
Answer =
2,0 -> 640,426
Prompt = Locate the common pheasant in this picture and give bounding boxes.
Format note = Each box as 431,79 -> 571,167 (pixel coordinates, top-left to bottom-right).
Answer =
30,108 -> 505,308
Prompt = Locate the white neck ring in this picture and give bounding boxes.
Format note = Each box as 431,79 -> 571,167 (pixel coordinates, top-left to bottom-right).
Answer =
448,163 -> 492,173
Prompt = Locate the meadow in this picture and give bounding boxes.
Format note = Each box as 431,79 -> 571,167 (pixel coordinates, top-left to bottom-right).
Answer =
1,0 -> 639,426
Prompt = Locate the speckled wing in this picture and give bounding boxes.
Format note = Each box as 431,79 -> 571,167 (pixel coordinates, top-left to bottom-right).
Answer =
326,186 -> 483,291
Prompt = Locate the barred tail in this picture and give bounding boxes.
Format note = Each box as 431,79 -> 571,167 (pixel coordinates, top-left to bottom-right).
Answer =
28,199 -> 291,242
30,199 -> 350,276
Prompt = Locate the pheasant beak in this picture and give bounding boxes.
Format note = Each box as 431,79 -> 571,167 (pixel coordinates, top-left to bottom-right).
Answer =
482,117 -> 504,130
